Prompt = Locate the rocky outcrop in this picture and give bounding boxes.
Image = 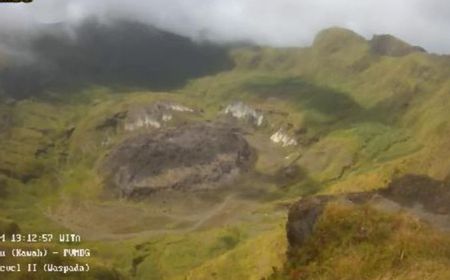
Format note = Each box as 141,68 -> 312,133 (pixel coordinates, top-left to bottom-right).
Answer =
379,174 -> 450,215
286,174 -> 450,249
124,102 -> 194,131
287,195 -> 332,247
224,102 -> 264,127
102,122 -> 253,198
270,129 -> 298,147
370,35 -> 426,57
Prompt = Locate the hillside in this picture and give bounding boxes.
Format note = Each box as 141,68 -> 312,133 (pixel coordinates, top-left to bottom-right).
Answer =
0,27 -> 449,279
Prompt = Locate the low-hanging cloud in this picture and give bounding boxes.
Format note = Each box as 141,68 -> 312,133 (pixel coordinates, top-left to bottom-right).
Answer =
0,0 -> 449,53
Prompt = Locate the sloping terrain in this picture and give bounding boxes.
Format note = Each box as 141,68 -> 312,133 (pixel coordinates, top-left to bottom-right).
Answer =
0,27 -> 449,279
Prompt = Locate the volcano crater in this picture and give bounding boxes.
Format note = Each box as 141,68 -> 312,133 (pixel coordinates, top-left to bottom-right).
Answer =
102,122 -> 253,198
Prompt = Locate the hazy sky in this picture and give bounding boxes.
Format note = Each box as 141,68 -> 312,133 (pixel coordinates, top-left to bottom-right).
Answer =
0,0 -> 449,53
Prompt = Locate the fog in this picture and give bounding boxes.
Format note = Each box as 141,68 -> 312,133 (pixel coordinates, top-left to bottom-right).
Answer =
0,0 -> 448,99
0,19 -> 233,98
0,0 -> 449,53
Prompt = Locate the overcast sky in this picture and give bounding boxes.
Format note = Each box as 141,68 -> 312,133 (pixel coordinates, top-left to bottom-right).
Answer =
0,0 -> 449,53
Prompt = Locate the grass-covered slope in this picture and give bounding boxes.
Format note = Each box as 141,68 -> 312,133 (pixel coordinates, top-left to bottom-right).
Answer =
271,202 -> 450,280
0,27 -> 449,279
186,27 -> 450,191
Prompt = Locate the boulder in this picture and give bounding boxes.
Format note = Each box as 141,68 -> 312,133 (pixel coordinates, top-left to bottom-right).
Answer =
286,174 -> 450,250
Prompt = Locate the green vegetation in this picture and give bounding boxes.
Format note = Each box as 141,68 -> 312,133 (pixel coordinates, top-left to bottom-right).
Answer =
270,203 -> 450,280
0,27 -> 449,279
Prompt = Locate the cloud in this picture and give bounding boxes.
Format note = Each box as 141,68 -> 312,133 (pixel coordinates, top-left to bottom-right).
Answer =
0,0 -> 449,53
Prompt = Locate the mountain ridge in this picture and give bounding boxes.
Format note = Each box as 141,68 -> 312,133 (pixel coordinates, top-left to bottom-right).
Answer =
0,25 -> 449,279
